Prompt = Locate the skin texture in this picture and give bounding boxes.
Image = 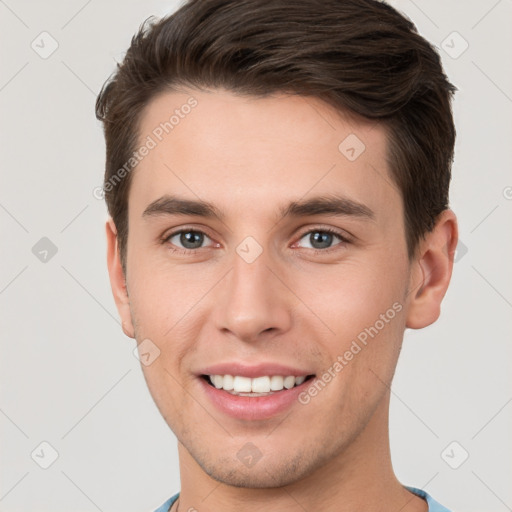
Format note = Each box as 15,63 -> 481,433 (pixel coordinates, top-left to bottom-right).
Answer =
106,88 -> 457,512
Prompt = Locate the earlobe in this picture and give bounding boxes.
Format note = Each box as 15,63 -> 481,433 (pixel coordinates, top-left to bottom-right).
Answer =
405,209 -> 458,329
105,218 -> 135,339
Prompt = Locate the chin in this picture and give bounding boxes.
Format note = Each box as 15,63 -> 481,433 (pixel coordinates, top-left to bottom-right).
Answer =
188,442 -> 321,489
203,464 -> 303,489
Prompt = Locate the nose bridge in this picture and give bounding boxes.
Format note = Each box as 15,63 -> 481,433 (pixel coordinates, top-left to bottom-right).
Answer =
214,238 -> 292,341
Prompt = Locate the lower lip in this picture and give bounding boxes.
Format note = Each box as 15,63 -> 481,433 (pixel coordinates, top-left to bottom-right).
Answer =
199,377 -> 314,421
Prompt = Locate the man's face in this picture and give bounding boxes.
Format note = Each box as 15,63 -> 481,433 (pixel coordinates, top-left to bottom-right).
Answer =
121,88 -> 415,487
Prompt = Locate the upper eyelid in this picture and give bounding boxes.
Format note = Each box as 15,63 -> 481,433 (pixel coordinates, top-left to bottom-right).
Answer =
295,225 -> 351,240
164,226 -> 215,242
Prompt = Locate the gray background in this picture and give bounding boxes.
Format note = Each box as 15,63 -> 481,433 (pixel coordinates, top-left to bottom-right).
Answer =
1,0 -> 511,511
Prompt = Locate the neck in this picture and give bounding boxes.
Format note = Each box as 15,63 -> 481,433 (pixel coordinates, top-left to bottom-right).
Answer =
174,392 -> 427,512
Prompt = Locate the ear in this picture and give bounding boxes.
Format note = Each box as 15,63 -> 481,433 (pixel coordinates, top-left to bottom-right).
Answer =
106,218 -> 135,338
406,209 -> 458,329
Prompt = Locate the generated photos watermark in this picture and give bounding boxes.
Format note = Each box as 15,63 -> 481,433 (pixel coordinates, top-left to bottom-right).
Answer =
298,301 -> 403,405
93,96 -> 198,200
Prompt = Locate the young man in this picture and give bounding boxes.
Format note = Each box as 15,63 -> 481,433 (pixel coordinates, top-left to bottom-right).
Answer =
96,1 -> 458,510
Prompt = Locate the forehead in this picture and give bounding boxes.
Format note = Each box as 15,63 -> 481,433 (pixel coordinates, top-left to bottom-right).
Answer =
129,88 -> 401,222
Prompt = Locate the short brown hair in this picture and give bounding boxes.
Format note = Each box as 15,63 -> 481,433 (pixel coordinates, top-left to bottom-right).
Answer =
96,0 -> 456,272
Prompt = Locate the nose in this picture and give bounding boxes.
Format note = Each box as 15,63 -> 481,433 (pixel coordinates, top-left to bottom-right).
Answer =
213,245 -> 293,343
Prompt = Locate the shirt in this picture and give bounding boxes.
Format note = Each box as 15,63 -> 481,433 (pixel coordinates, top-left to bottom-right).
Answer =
153,486 -> 452,511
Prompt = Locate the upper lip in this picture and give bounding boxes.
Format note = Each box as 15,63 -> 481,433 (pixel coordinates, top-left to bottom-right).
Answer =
197,362 -> 314,378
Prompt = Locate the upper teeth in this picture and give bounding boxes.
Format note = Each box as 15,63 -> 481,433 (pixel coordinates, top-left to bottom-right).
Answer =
209,375 -> 307,393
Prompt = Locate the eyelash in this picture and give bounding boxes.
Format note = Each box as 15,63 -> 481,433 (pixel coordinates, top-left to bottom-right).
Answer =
161,226 -> 351,256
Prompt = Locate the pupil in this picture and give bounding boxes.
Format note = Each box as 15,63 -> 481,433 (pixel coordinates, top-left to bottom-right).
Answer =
181,231 -> 203,249
311,231 -> 332,249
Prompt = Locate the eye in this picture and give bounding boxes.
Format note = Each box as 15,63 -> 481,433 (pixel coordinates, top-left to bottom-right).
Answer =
161,227 -> 350,255
295,228 -> 349,251
165,229 -> 214,252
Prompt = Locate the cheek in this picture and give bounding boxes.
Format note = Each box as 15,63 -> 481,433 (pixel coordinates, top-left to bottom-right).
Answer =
295,258 -> 406,331
128,258 -> 206,331
297,257 -> 407,391
139,360 -> 190,434
127,261 -> 212,385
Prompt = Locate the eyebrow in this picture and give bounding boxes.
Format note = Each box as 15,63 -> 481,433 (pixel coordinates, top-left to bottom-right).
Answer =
280,195 -> 374,221
142,194 -> 375,222
142,195 -> 225,220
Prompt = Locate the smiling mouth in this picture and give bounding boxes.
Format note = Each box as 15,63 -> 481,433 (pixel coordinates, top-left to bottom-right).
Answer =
201,374 -> 315,396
